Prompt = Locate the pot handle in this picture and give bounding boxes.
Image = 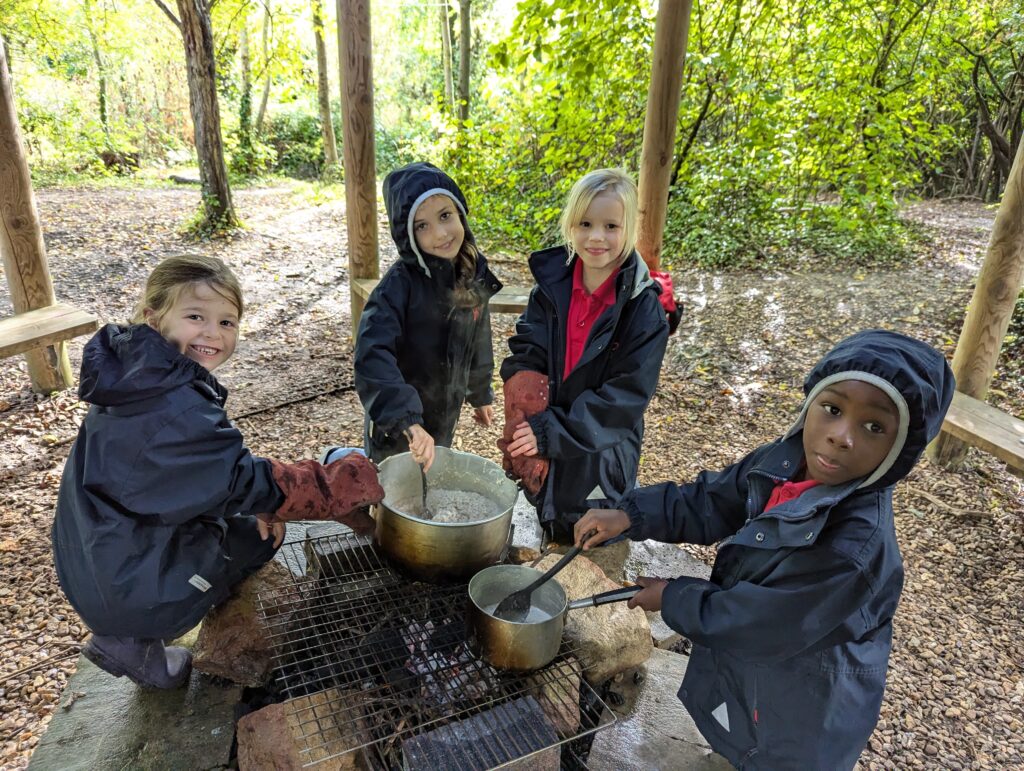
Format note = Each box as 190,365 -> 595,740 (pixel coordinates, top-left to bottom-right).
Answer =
567,585 -> 642,611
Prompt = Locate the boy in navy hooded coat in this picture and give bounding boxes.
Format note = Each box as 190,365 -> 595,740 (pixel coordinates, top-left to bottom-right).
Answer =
575,330 -> 954,769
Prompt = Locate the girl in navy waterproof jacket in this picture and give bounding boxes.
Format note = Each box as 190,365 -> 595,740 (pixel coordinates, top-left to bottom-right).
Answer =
53,255 -> 383,690
500,169 -> 669,542
574,330 -> 955,769
354,162 -> 502,471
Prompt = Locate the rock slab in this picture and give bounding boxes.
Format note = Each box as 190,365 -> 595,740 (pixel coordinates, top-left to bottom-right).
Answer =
193,559 -> 294,686
588,648 -> 732,771
28,653 -> 240,771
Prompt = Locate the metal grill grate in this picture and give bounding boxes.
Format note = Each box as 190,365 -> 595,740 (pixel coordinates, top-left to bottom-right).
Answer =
258,532 -> 614,769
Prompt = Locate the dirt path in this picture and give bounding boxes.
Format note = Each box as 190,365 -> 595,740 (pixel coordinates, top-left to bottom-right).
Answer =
1,187 -> 1021,769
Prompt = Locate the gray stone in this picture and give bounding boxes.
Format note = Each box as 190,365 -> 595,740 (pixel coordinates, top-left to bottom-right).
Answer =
29,651 -> 240,771
588,648 -> 733,771
511,491 -> 544,550
534,553 -> 652,685
625,540 -> 710,650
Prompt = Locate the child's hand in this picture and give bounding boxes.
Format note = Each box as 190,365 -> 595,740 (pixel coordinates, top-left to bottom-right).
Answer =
507,421 -> 539,458
627,576 -> 668,612
405,424 -> 436,471
574,508 -> 630,549
472,405 -> 494,427
257,519 -> 286,548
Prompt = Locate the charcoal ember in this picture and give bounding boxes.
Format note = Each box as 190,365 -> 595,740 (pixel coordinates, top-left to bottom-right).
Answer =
401,696 -> 559,770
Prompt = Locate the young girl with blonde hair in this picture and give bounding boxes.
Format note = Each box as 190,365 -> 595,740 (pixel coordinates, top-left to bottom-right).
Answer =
499,168 -> 669,544
53,254 -> 383,689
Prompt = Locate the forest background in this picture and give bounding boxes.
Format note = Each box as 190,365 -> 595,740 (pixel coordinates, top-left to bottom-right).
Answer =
1,0 -> 1023,272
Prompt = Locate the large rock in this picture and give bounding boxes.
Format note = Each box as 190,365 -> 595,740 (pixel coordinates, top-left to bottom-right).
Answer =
192,560 -> 293,686
587,648 -> 732,771
236,688 -> 368,770
534,553 -> 652,685
28,652 -> 240,771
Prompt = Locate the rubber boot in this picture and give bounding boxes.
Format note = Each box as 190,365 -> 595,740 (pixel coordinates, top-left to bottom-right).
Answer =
82,635 -> 192,689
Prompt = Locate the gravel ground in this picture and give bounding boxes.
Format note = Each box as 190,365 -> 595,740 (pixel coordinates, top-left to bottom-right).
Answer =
0,187 -> 1021,769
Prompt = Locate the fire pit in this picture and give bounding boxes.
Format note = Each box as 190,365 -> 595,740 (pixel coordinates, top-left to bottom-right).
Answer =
258,531 -> 614,769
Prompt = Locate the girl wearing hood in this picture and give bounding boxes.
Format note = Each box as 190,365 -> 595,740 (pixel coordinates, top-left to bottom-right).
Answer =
574,330 -> 955,769
353,163 -> 502,470
499,168 -> 669,546
52,255 -> 383,690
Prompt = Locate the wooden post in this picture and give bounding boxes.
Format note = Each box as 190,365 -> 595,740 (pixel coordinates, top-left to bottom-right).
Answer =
337,0 -> 379,336
0,36 -> 74,393
636,0 -> 693,271
930,132 -> 1024,468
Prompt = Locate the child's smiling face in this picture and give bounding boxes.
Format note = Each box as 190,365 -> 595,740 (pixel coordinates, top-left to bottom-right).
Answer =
413,194 -> 465,260
146,282 -> 239,372
801,379 -> 900,485
571,191 -> 626,287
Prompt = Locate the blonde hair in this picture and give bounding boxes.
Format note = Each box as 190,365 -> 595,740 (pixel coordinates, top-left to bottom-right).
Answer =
559,168 -> 639,261
132,254 -> 244,326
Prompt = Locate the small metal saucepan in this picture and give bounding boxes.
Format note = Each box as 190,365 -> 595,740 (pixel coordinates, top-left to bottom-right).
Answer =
467,563 -> 642,671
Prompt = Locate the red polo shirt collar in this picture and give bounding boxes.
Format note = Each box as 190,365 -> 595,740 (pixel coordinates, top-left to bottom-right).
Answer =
564,259 -> 618,379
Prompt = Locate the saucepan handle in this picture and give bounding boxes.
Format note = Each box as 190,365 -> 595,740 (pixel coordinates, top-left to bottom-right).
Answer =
567,585 -> 642,611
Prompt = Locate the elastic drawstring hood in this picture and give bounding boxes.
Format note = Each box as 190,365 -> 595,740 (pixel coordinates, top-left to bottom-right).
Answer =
383,162 -> 474,278
783,329 -> 954,490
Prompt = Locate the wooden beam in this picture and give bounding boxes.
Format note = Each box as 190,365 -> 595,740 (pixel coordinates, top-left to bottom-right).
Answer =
0,35 -> 74,393
352,278 -> 531,314
0,303 -> 99,359
636,0 -> 693,271
930,112 -> 1024,467
337,0 -> 379,337
940,391 -> 1024,472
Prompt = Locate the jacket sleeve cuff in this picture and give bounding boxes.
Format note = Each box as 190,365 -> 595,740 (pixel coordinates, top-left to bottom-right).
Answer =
659,576 -> 709,636
526,411 -> 549,456
619,492 -> 646,540
387,413 -> 422,438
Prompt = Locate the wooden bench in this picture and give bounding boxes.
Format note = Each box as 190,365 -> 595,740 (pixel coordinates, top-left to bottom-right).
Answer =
0,302 -> 99,359
942,390 -> 1024,472
352,278 -> 531,314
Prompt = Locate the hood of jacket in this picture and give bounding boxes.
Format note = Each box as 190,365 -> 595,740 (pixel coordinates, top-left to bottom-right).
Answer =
78,324 -> 227,408
784,329 -> 954,490
528,245 -> 656,302
383,162 -> 476,278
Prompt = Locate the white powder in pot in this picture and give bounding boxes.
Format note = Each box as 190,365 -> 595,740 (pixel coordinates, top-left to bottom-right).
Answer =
390,488 -> 502,522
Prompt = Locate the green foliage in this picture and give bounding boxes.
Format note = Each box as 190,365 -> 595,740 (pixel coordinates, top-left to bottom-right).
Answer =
264,108 -> 324,177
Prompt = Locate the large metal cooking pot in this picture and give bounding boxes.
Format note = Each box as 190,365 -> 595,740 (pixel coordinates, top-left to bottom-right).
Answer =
375,447 -> 518,583
467,564 -> 640,671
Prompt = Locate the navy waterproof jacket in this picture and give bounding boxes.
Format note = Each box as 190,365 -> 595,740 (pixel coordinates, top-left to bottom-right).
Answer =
620,330 -> 954,769
354,163 -> 502,461
500,246 -> 668,527
52,325 -> 282,638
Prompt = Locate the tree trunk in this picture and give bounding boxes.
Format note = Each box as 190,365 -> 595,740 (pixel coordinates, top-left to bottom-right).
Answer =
636,0 -> 693,270
439,0 -> 454,112
0,36 -> 74,392
313,0 -> 339,168
255,2 -> 271,133
337,0 -> 379,335
237,18 -> 254,174
929,131 -> 1024,467
456,0 -> 470,123
82,0 -> 109,143
175,0 -> 237,230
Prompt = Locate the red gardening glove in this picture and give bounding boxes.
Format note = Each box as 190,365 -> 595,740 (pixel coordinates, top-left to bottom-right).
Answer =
264,456 -> 383,534
497,370 -> 550,497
